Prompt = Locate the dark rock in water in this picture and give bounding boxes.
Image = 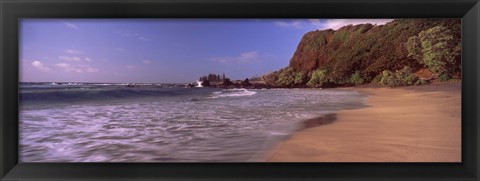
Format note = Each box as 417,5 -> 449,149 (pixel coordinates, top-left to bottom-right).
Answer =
242,78 -> 252,86
222,78 -> 232,86
192,75 -> 275,89
185,83 -> 195,88
201,80 -> 210,87
126,83 -> 140,87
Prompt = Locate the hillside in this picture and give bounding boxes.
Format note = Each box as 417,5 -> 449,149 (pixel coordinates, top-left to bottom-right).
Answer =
262,19 -> 461,88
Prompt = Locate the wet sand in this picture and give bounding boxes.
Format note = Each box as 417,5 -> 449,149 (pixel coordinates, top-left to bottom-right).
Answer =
267,82 -> 461,162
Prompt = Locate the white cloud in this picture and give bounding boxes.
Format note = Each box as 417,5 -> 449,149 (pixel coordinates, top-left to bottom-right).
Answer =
116,47 -> 125,51
32,61 -> 50,71
55,63 -> 81,73
65,49 -> 83,54
78,64 -> 99,73
276,19 -> 365,29
308,19 -> 322,26
237,51 -> 259,62
55,63 -> 98,73
143,60 -> 151,64
126,65 -> 135,70
274,20 -> 303,29
86,68 -> 99,73
55,63 -> 72,69
63,21 -> 79,29
117,30 -> 151,41
211,51 -> 262,64
84,57 -> 92,62
59,56 -> 82,62
320,19 -> 394,30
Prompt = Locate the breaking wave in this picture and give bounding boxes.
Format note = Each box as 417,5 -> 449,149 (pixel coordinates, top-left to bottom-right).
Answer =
210,88 -> 257,98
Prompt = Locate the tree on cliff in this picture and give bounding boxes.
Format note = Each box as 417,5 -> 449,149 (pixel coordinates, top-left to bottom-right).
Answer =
307,69 -> 327,88
276,68 -> 295,86
406,25 -> 461,80
294,71 -> 307,85
276,68 -> 308,87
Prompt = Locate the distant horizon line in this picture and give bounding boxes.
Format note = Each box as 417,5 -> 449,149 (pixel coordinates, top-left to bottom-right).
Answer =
19,81 -> 195,84
18,79 -> 250,84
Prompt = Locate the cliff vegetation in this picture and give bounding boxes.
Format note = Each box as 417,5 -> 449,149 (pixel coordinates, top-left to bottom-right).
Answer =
262,19 -> 461,88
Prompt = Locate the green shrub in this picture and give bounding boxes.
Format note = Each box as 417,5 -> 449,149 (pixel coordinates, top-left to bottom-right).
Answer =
276,68 -> 295,86
439,74 -> 450,81
294,71 -> 307,85
330,78 -> 348,85
333,31 -> 349,42
395,66 -> 417,85
349,71 -> 365,85
379,70 -> 398,87
307,69 -> 328,88
261,71 -> 279,86
379,66 -> 420,87
406,25 -> 461,81
414,79 -> 427,85
372,73 -> 383,83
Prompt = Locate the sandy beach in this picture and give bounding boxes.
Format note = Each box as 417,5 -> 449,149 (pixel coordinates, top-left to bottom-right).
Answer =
267,82 -> 461,162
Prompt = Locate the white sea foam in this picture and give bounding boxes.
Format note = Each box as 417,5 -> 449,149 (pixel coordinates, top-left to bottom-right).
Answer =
210,88 -> 257,98
19,87 -> 366,162
196,81 -> 203,88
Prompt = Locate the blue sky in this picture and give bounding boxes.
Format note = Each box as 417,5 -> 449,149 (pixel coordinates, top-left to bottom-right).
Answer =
20,19 -> 392,83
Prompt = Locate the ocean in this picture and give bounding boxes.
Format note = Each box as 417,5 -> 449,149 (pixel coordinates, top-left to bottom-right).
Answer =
19,82 -> 366,162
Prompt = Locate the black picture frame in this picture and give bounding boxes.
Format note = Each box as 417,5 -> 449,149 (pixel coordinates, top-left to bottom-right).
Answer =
1,0 -> 479,180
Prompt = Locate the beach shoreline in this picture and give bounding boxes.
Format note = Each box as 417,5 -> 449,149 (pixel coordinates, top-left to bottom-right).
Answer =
266,82 -> 461,162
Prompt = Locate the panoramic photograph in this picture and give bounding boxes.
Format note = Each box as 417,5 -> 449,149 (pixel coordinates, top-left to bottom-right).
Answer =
19,19 -> 461,162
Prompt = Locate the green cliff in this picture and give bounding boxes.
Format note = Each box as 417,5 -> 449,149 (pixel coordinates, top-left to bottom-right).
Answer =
262,19 -> 461,88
